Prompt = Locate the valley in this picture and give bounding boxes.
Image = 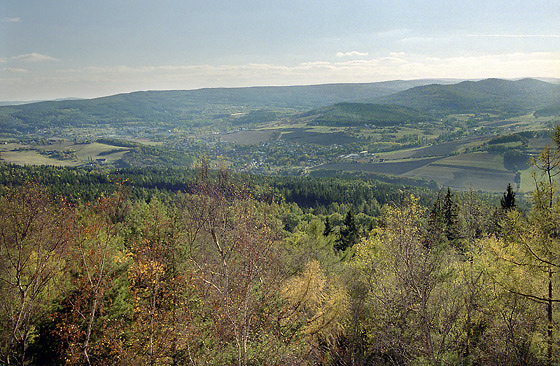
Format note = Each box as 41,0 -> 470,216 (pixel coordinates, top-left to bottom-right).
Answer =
0,78 -> 558,193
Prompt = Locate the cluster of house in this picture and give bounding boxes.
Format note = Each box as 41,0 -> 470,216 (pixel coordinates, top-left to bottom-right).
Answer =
84,158 -> 107,167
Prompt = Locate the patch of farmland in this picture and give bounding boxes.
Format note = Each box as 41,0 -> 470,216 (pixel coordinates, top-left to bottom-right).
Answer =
220,130 -> 276,145
409,137 -> 485,158
518,168 -> 536,193
314,157 -> 440,175
527,137 -> 552,154
72,142 -> 128,160
280,128 -> 358,145
0,150 -> 78,166
436,152 -> 505,170
376,148 -> 419,160
484,119 -> 521,128
403,158 -> 515,192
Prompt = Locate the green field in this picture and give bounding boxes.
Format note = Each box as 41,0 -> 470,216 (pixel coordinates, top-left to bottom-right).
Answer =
0,149 -> 78,166
0,141 -> 129,166
403,152 -> 515,192
220,130 -> 276,145
315,157 -> 441,176
312,149 -> 531,192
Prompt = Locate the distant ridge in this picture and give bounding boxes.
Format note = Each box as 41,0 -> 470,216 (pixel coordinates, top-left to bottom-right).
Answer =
0,97 -> 83,107
1,78 -> 557,134
373,78 -> 560,115
1,79 -> 457,109
88,79 -> 459,108
0,79 -> 457,133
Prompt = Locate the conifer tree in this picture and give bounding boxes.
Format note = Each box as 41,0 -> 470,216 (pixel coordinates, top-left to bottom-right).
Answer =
442,188 -> 461,242
335,210 -> 359,252
427,192 -> 446,247
500,183 -> 516,210
323,216 -> 333,237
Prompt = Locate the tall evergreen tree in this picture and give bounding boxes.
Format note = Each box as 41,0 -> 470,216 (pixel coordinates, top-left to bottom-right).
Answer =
335,209 -> 359,252
323,216 -> 333,237
442,188 -> 461,242
426,192 -> 446,248
500,183 -> 516,210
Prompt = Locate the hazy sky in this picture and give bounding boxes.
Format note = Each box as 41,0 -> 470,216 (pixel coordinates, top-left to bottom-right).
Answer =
1,0 -> 559,100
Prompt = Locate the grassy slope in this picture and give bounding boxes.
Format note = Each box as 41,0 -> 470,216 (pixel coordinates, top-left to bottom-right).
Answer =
0,142 -> 129,167
403,152 -> 514,192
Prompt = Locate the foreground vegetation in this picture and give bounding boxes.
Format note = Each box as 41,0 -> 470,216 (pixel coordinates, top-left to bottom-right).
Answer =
2,125 -> 560,365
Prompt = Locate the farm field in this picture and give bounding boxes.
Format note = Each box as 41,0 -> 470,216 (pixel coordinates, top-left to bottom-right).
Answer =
0,149 -> 77,166
314,157 -> 441,175
431,152 -> 505,170
220,130 -> 276,145
279,128 -> 358,145
403,152 -> 515,192
313,149 -> 532,192
409,137 -> 487,158
0,141 -> 129,166
405,163 -> 515,192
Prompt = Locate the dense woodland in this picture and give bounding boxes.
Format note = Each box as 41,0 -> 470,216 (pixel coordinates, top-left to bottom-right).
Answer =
1,125 -> 560,365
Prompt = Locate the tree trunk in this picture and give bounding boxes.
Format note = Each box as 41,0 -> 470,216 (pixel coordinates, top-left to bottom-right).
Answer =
421,290 -> 438,366
82,296 -> 98,365
548,267 -> 553,366
149,271 -> 160,366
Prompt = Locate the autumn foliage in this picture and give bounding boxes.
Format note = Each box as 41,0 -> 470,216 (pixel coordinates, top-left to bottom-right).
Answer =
3,131 -> 560,365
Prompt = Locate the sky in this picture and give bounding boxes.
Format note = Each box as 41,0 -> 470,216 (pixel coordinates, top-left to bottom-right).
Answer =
1,0 -> 559,101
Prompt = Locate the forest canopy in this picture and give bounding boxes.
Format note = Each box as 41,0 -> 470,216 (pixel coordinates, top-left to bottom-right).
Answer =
2,127 -> 560,365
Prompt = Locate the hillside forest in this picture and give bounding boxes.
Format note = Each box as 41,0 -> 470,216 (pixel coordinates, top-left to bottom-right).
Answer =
2,123 -> 560,366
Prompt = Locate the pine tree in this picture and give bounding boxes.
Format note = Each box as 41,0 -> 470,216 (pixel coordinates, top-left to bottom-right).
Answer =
442,188 -> 461,242
426,193 -> 446,248
500,183 -> 516,210
335,209 -> 359,252
323,216 -> 333,237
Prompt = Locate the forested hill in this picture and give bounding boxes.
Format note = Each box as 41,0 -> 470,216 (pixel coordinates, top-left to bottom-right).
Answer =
300,103 -> 429,127
373,78 -> 560,116
1,77 -> 557,137
0,79 -> 451,133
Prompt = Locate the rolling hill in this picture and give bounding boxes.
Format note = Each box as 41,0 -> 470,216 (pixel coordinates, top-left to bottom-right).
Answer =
374,78 -> 560,116
0,79 -> 453,134
2,78 -> 556,135
301,102 -> 429,127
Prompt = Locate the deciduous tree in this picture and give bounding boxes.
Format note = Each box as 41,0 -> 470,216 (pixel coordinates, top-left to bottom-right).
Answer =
0,183 -> 73,365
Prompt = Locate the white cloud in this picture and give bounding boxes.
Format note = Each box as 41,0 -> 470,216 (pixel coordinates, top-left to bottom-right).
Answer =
398,36 -> 439,44
3,17 -> 21,23
375,29 -> 409,38
1,67 -> 29,73
11,53 -> 58,62
336,51 -> 369,58
467,34 -> 560,38
4,51 -> 560,100
67,52 -> 560,88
